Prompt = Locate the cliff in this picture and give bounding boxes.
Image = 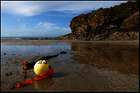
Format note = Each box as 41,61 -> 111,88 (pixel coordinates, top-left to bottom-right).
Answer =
63,2 -> 139,40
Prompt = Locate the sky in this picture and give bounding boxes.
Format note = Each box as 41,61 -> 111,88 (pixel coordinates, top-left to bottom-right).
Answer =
1,1 -> 127,37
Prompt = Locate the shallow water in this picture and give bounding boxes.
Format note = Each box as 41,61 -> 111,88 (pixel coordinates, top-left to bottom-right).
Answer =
1,40 -> 139,92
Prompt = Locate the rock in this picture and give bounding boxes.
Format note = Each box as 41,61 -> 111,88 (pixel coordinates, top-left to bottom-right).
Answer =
61,2 -> 139,40
5,72 -> 13,76
121,11 -> 139,32
60,51 -> 67,54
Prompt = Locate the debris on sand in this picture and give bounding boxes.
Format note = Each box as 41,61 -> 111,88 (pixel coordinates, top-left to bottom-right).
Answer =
4,53 -> 6,55
21,54 -> 58,70
21,51 -> 67,70
5,72 -> 13,77
60,51 -> 67,54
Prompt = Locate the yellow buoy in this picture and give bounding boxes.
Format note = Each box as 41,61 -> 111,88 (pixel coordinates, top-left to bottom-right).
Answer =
34,60 -> 49,75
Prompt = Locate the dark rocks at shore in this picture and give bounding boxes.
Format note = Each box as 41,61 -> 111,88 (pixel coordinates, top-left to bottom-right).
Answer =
59,2 -> 139,40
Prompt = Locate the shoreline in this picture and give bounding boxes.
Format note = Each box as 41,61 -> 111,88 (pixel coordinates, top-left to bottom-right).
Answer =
1,39 -> 139,45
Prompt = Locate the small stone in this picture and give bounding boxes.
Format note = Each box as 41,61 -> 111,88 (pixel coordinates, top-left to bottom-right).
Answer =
60,51 -> 67,54
10,86 -> 15,90
5,72 -> 13,76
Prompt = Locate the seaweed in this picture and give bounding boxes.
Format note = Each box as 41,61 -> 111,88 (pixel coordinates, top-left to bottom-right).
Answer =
22,51 -> 67,70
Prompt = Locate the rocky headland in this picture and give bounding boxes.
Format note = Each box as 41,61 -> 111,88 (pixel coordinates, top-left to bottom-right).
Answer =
58,2 -> 139,40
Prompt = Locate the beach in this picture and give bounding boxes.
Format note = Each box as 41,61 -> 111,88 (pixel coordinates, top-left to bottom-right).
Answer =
1,40 -> 139,92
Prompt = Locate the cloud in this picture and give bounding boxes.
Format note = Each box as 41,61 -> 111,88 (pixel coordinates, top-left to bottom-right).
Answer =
1,1 -> 44,16
1,1 -> 127,16
34,21 -> 71,37
1,21 -> 71,37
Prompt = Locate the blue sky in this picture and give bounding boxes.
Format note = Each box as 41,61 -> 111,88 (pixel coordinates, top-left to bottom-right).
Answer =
1,1 -> 127,37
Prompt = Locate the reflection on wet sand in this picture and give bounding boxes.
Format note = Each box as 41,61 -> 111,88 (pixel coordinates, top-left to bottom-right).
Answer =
33,72 -> 68,91
53,72 -> 68,78
33,78 -> 54,91
71,42 -> 139,75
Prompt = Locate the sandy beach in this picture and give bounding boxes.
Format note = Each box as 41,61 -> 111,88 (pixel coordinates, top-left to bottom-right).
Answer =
1,40 -> 139,92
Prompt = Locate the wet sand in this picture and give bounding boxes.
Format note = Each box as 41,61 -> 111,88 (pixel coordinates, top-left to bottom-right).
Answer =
1,39 -> 139,45
1,40 -> 139,92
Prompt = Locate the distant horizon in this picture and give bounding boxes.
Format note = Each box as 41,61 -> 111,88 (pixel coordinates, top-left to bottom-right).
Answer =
1,1 -> 127,37
1,35 -> 66,38
1,31 -> 70,38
